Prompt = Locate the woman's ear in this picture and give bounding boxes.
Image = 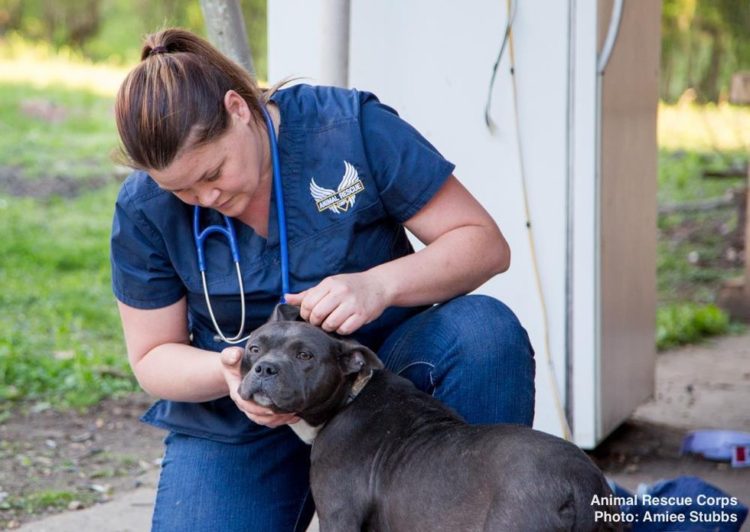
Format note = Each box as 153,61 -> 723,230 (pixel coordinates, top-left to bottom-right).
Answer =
223,89 -> 252,123
337,339 -> 384,376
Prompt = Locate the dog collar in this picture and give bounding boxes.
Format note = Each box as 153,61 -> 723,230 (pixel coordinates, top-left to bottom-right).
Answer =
346,369 -> 374,405
293,369 -> 374,446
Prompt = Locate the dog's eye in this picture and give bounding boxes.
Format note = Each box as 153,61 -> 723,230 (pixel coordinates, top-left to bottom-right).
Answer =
248,345 -> 260,354
296,351 -> 313,361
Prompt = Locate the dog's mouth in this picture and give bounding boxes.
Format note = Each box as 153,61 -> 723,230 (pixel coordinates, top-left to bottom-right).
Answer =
251,391 -> 275,407
242,380 -> 296,413
239,367 -> 303,414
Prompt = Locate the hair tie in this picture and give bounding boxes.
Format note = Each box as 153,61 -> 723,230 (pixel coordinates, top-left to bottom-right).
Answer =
149,45 -> 169,56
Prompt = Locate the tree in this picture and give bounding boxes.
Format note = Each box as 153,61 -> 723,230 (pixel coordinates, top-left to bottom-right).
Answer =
661,0 -> 750,102
199,0 -> 255,76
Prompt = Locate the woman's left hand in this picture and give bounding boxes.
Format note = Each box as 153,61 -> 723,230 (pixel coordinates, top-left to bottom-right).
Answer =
284,271 -> 390,335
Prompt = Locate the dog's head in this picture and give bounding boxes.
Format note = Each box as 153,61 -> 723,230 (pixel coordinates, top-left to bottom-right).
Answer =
238,304 -> 383,425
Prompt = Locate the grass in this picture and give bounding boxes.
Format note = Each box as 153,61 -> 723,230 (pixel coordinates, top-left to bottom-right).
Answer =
655,101 -> 748,349
0,82 -> 123,179
657,149 -> 747,204
0,47 -> 138,410
656,303 -> 732,351
0,34 -> 130,96
658,101 -> 750,153
0,185 -> 140,409
0,36 -> 128,178
0,489 -> 98,514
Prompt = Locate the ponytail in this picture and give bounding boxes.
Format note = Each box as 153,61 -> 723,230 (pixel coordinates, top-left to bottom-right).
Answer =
115,28 -> 265,171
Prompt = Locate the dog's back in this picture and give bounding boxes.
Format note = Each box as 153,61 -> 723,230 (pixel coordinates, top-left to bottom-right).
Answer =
313,370 -> 620,531
478,425 -> 620,531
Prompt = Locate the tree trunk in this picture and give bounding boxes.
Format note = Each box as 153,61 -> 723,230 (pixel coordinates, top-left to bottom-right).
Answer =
697,28 -> 723,102
200,0 -> 255,77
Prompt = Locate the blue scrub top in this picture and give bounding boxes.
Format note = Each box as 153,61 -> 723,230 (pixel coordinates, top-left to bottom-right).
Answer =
110,84 -> 455,442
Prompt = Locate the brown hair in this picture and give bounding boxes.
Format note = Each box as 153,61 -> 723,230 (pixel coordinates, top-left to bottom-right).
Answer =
115,28 -> 267,171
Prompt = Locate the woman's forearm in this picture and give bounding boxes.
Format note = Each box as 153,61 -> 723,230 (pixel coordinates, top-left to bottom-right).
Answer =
132,343 -> 229,402
370,223 -> 509,308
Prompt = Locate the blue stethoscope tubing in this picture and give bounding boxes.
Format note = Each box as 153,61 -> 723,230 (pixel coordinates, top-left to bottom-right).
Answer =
193,105 -> 290,344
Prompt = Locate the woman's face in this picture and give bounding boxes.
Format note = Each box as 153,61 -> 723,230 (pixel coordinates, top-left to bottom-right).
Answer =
148,91 -> 270,219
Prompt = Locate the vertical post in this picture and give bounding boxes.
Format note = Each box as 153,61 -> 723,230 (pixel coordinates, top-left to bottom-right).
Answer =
718,73 -> 750,319
320,0 -> 350,87
200,0 -> 256,76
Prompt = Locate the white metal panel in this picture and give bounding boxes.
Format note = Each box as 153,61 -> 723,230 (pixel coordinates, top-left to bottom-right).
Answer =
570,0 -> 600,449
268,1 -> 323,83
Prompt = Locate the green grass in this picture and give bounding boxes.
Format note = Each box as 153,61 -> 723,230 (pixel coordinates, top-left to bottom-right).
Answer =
0,489 -> 98,514
0,51 -> 138,409
0,82 -> 121,179
656,303 -> 731,351
655,110 -> 747,348
658,149 -> 747,204
0,185 -> 139,409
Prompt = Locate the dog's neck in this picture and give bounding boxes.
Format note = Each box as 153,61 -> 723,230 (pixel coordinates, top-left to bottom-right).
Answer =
288,420 -> 320,445
290,369 -> 375,445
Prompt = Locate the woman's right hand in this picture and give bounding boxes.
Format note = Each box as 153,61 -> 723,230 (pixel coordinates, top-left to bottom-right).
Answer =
220,347 -> 300,428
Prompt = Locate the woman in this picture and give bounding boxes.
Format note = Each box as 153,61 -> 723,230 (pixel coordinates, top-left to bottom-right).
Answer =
111,28 -> 534,531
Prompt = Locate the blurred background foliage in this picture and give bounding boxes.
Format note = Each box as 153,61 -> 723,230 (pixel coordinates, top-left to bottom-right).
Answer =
0,0 -> 748,101
0,0 -> 268,78
661,0 -> 750,102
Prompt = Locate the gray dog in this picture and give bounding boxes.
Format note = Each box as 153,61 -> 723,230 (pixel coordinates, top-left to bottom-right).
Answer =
238,305 -> 620,531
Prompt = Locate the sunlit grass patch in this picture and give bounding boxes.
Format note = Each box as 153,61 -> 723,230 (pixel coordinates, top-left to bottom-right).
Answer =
0,33 -> 130,97
659,101 -> 750,152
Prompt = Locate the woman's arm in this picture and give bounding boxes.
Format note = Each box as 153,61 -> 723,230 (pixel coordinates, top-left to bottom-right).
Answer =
118,298 -> 224,402
118,298 -> 297,427
285,175 -> 509,334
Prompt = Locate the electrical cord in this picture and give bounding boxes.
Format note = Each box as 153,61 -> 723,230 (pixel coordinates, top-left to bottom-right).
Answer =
485,0 -> 573,441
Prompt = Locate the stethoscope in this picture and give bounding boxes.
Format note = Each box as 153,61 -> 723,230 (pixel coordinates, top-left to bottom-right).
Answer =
193,106 -> 289,345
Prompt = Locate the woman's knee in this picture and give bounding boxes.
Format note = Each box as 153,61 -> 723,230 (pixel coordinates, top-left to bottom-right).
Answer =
438,295 -> 534,361
441,297 -> 535,424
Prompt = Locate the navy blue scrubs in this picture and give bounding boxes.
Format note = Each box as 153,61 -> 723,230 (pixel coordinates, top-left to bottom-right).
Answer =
110,84 -> 455,443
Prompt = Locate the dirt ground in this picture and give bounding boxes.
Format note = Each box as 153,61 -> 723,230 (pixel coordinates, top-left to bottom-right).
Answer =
0,394 -> 164,529
0,167 -> 116,199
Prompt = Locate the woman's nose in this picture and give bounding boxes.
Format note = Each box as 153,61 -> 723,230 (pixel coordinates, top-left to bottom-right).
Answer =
196,187 -> 221,207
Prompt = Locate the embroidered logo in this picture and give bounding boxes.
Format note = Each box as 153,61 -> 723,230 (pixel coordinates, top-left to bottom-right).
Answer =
309,161 -> 365,214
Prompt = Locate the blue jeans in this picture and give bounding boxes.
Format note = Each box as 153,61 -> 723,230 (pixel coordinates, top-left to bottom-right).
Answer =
151,295 -> 535,531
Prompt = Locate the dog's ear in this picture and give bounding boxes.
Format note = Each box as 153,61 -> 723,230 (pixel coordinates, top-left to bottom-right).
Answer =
337,339 -> 384,376
269,303 -> 302,323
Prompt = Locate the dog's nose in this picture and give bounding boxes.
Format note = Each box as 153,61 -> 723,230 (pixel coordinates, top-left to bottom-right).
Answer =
254,361 -> 280,377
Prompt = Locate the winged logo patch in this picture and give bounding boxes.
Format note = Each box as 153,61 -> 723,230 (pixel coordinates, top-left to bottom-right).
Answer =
309,161 -> 365,214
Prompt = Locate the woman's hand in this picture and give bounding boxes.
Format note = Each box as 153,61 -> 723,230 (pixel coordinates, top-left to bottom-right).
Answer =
284,271 -> 390,335
219,347 -> 299,428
